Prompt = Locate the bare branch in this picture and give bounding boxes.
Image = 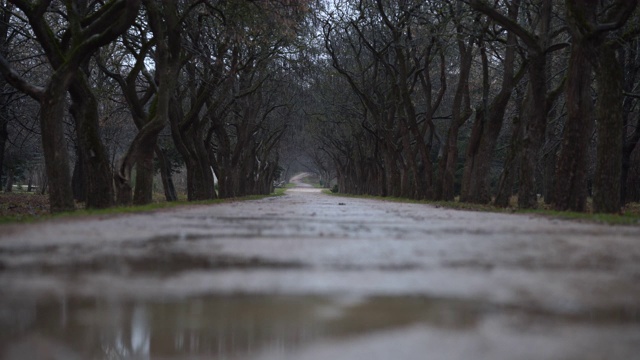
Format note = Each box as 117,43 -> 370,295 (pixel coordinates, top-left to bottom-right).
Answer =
0,54 -> 44,100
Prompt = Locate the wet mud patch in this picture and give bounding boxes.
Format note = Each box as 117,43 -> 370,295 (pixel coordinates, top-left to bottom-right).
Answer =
332,263 -> 423,271
144,233 -> 213,244
443,253 -> 623,272
0,232 -> 212,257
1,252 -> 306,276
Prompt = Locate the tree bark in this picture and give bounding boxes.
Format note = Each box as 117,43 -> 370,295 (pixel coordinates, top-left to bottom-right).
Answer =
0,2 -> 11,193
69,72 -> 114,209
71,149 -> 86,202
156,146 -> 177,201
517,53 -> 548,209
554,37 -> 593,211
0,102 -> 7,192
620,43 -> 640,205
592,44 -> 624,213
40,80 -> 75,212
115,0 -> 179,205
560,0 -> 638,212
435,35 -> 473,201
461,2 -> 520,204
469,0 -> 553,209
495,116 -> 523,207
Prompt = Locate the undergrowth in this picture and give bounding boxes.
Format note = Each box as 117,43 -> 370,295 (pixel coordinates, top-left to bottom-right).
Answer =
0,190 -> 284,225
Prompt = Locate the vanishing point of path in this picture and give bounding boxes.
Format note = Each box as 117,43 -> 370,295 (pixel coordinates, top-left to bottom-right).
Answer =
1,180 -> 640,359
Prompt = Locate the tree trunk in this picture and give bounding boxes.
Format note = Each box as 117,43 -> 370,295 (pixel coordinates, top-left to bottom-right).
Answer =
440,125 -> 461,201
383,147 -> 400,197
399,119 -> 418,199
40,174 -> 48,195
27,172 -> 32,192
620,44 -> 640,205
69,73 -> 114,209
112,0 -> 178,206
621,125 -> 640,205
542,143 -> 557,205
0,105 -> 7,192
115,115 -> 167,206
518,53 -> 548,209
4,167 -> 12,192
156,146 -> 177,201
180,136 -> 215,201
435,28 -> 474,201
625,146 -> 640,202
495,114 -> 524,207
0,5 -> 10,193
40,80 -> 75,212
593,44 -> 624,213
554,39 -> 593,211
461,21 -> 518,204
71,150 -> 86,202
133,154 -> 154,205
193,126 -> 216,200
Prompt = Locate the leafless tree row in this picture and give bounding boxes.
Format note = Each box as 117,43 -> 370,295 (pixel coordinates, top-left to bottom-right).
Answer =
311,0 -> 640,213
0,0 -> 312,212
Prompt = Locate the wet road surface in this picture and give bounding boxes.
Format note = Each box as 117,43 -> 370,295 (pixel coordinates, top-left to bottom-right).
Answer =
1,181 -> 640,359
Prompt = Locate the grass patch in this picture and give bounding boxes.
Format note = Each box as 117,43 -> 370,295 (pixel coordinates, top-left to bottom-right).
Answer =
519,208 -> 640,225
0,191 -> 282,225
323,191 -> 640,225
273,186 -> 290,195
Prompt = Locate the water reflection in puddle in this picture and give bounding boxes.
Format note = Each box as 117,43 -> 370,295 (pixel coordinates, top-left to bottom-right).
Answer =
0,294 -> 479,359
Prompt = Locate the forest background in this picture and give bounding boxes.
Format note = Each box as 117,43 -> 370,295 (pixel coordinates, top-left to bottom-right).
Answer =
1,0 -> 639,218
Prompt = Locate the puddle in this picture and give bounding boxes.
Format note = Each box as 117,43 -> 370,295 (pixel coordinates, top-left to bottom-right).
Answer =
2,293 -> 638,359
0,295 -> 480,359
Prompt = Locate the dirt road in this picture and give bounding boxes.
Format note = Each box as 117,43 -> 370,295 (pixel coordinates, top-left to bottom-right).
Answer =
1,182 -> 640,359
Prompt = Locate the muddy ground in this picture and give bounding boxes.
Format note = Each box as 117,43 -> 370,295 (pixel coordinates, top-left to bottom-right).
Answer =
1,180 -> 640,359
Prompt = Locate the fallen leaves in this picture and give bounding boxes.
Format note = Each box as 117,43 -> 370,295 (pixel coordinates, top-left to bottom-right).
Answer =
0,193 -> 49,218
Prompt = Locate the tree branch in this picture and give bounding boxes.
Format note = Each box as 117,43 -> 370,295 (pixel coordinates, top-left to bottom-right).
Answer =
0,54 -> 44,100
466,0 -> 541,52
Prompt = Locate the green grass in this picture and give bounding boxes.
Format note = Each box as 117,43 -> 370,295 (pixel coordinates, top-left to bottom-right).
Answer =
323,190 -> 640,226
519,209 -> 640,225
0,192 -> 283,225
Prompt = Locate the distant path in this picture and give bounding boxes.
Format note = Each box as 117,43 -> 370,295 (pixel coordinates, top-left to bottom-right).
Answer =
289,171 -> 314,187
1,184 -> 640,359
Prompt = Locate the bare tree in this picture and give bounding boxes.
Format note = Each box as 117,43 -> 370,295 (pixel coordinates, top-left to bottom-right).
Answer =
0,0 -> 140,212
